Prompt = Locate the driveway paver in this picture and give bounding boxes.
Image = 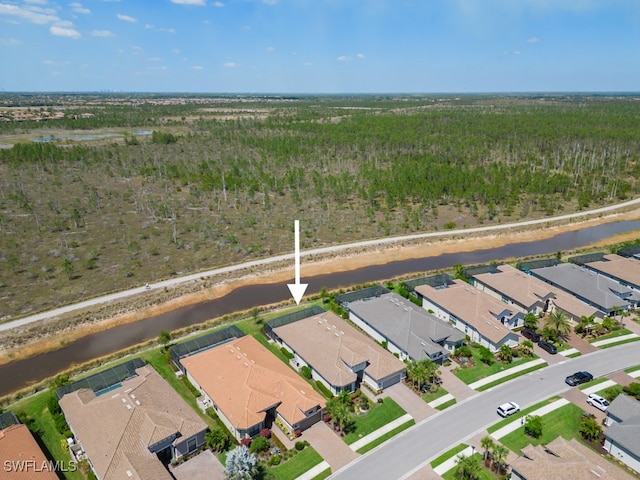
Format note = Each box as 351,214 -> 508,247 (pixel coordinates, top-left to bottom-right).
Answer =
301,421 -> 358,471
382,382 -> 435,422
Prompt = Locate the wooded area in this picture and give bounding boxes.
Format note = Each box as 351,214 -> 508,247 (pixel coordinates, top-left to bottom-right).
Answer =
0,94 -> 639,318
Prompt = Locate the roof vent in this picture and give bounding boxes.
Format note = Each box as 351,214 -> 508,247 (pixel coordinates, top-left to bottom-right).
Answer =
135,400 -> 141,406
126,404 -> 132,410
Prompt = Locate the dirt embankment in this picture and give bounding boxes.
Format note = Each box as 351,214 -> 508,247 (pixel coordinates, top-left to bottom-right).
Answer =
1,207 -> 639,367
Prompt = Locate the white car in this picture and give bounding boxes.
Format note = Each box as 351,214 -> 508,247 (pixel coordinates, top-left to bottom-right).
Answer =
587,393 -> 610,412
497,401 -> 520,417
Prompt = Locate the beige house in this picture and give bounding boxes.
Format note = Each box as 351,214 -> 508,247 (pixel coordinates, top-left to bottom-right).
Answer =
181,335 -> 325,441
510,437 -> 635,479
269,310 -> 405,395
59,364 -> 208,480
415,279 -> 521,352
473,264 -> 601,321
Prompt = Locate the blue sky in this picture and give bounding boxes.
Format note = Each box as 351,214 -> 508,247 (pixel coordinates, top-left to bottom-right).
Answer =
1,0 -> 639,93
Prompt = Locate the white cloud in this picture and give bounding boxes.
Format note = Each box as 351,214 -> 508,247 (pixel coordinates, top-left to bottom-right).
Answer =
303,62 -> 313,67
513,50 -> 521,55
156,27 -> 175,33
527,37 -> 540,43
24,0 -> 47,4
224,62 -> 239,68
132,45 -> 144,54
356,53 -> 365,59
0,3 -> 67,25
116,13 -> 137,23
91,29 -> 114,36
146,56 -> 162,62
171,48 -> 181,54
0,37 -> 22,45
70,2 -> 90,14
50,25 -> 81,38
170,0 -> 205,5
191,65 -> 204,70
337,55 -> 351,62
265,46 -> 275,52
144,23 -> 153,29
213,1 -> 224,7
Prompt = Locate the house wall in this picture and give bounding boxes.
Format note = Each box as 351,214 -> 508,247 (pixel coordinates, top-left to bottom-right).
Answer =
174,429 -> 207,458
604,438 -> 640,474
349,312 -> 386,344
364,370 -> 404,391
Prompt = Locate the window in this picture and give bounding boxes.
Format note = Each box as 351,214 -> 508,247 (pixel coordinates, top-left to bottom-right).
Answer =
187,437 -> 197,453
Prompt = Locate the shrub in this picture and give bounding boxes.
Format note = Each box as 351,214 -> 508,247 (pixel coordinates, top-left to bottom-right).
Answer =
300,366 -> 312,380
294,429 -> 302,438
280,347 -> 294,360
269,454 -> 281,466
524,415 -> 543,439
240,437 -> 252,447
259,428 -> 271,438
295,441 -> 306,451
249,436 -> 269,454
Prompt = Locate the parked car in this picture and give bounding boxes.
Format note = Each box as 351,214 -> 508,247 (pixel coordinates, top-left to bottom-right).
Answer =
522,328 -> 541,342
497,401 -> 520,417
565,371 -> 594,386
587,393 -> 610,411
538,340 -> 558,354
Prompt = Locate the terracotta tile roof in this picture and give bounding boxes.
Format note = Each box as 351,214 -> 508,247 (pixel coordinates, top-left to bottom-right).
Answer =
415,280 -> 515,344
180,335 -> 325,431
58,366 -> 207,480
510,437 -> 634,479
273,311 -> 405,387
0,424 -> 59,480
474,264 -> 600,319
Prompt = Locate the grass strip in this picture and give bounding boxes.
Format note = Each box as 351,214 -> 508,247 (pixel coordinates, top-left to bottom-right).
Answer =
356,420 -> 415,454
430,443 -> 469,468
436,399 -> 458,411
476,363 -> 547,391
487,397 -> 561,434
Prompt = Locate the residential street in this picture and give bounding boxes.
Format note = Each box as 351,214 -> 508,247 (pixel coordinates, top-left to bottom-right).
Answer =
329,342 -> 640,480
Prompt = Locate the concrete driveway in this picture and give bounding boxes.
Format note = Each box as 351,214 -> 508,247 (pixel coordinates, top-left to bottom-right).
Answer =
382,382 -> 436,422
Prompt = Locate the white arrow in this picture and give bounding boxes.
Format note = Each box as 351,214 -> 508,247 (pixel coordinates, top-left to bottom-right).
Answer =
287,220 -> 308,305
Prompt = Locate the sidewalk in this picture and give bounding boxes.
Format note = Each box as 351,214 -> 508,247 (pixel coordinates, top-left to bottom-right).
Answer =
468,358 -> 546,390
490,398 -> 569,440
591,333 -> 639,347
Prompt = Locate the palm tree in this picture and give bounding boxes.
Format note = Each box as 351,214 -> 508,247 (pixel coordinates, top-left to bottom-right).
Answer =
580,416 -> 603,441
224,446 -> 259,480
498,344 -> 513,363
490,444 -> 509,475
521,339 -> 534,356
524,312 -> 539,331
206,427 -> 229,452
454,453 -> 482,480
545,309 -> 572,340
480,436 -> 494,466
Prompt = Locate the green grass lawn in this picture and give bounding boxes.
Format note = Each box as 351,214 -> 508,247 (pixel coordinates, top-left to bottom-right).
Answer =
624,365 -> 640,374
430,444 -> 469,468
311,468 -> 332,480
422,386 -> 448,403
10,392 -> 85,480
356,419 -> 415,454
578,377 -> 610,390
268,447 -> 323,480
441,453 -> 498,480
498,403 -> 583,455
436,399 -> 457,411
475,362 -> 547,391
455,350 -> 539,385
588,328 -> 633,342
342,398 -> 407,445
487,397 -> 561,434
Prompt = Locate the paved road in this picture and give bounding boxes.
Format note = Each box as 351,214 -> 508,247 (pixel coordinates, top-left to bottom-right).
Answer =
2,196 -> 640,333
329,342 -> 640,480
